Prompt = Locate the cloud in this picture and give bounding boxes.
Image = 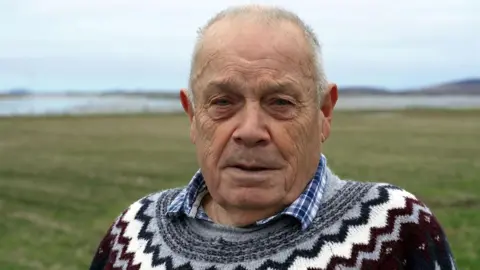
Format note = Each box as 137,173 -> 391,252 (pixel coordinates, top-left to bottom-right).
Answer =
0,0 -> 478,90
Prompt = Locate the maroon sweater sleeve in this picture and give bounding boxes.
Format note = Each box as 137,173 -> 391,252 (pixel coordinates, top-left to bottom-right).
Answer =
402,204 -> 457,269
89,209 -> 129,270
363,196 -> 457,270
89,221 -> 116,270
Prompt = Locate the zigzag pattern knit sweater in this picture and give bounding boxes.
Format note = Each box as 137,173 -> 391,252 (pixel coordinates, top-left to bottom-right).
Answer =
89,170 -> 457,270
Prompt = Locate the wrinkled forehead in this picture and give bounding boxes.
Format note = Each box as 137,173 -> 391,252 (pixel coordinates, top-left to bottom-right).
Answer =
192,19 -> 316,90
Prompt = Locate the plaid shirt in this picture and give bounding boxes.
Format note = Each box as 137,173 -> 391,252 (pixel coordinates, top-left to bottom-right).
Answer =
166,155 -> 328,230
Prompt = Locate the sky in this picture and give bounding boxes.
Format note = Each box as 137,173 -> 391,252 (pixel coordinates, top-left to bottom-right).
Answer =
0,0 -> 479,92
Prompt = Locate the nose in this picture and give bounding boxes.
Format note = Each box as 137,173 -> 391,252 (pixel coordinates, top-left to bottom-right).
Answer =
232,103 -> 271,147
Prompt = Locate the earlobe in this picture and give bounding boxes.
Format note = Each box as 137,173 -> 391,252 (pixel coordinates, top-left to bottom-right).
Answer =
322,119 -> 331,141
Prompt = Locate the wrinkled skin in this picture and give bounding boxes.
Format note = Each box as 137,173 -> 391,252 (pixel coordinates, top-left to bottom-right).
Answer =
180,18 -> 338,226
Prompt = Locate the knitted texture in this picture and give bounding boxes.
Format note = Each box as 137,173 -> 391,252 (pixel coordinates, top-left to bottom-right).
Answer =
89,169 -> 457,270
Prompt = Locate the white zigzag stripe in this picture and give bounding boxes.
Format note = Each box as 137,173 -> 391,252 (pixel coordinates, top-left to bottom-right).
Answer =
345,195 -> 432,269
120,200 -> 163,270
288,188 -> 419,270
110,205 -> 147,270
110,216 -> 129,270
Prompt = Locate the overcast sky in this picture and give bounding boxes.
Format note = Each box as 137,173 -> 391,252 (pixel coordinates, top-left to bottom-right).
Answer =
0,0 -> 478,92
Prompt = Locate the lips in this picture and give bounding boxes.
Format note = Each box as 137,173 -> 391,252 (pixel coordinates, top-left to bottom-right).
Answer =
232,164 -> 272,171
223,156 -> 282,173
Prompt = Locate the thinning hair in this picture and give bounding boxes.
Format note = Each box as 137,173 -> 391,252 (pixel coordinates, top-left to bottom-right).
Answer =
187,4 -> 328,108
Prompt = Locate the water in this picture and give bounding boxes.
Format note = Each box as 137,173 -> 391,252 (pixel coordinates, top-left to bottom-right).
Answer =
0,95 -> 479,117
0,95 -> 182,116
334,95 -> 480,110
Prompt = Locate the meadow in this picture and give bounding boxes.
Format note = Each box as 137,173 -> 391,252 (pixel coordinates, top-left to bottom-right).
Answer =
0,109 -> 479,269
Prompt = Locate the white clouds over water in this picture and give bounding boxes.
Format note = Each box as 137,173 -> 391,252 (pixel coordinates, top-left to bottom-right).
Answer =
0,0 -> 478,91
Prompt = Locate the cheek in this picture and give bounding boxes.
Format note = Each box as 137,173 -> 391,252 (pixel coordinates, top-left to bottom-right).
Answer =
283,115 -> 320,158
194,116 -> 215,164
278,113 -> 322,186
196,114 -> 215,142
194,114 -> 232,168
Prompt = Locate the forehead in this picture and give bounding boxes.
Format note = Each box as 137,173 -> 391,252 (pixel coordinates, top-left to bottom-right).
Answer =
193,19 -> 315,92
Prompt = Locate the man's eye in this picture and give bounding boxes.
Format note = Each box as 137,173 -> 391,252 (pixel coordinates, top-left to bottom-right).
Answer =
212,98 -> 231,106
272,98 -> 293,106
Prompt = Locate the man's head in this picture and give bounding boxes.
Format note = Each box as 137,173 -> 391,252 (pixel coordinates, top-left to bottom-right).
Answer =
180,4 -> 338,224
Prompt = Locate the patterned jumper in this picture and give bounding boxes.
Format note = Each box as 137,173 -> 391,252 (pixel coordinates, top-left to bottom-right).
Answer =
89,164 -> 457,270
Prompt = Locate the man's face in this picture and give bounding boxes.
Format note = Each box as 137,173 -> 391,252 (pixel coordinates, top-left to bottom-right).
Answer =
181,19 -> 337,212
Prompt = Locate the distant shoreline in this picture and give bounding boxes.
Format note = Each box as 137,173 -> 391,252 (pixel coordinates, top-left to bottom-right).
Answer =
2,107 -> 480,120
2,77 -> 479,97
1,95 -> 480,118
1,91 -> 480,101
0,92 -> 181,99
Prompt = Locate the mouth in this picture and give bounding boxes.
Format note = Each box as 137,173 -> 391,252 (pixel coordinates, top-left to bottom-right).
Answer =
230,164 -> 274,172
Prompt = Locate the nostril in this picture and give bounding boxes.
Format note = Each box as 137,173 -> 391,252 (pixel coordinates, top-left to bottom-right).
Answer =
233,136 -> 269,147
232,125 -> 271,147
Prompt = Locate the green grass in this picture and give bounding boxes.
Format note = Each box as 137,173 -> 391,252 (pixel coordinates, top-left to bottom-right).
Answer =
0,109 -> 479,269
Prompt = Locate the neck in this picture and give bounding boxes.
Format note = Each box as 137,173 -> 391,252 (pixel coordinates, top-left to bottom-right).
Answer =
202,194 -> 283,227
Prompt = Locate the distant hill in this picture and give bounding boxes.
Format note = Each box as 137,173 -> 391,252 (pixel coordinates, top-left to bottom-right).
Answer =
339,78 -> 480,96
405,78 -> 480,95
2,88 -> 32,96
339,87 -> 393,95
99,90 -> 179,99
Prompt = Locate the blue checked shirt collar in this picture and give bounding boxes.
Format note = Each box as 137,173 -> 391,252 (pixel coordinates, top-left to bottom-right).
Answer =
167,155 -> 328,230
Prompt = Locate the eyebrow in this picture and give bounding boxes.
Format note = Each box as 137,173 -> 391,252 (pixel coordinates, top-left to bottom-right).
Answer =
206,79 -> 240,93
200,79 -> 238,101
259,81 -> 300,96
204,78 -> 301,98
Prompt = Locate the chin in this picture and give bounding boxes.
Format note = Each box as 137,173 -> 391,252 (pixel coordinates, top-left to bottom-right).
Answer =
226,189 -> 280,210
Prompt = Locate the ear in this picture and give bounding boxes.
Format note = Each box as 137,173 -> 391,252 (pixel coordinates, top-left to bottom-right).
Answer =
180,88 -> 194,122
320,83 -> 338,141
179,88 -> 196,144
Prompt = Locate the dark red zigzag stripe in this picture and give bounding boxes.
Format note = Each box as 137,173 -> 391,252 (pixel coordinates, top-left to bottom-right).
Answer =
319,197 -> 428,270
109,210 -> 142,270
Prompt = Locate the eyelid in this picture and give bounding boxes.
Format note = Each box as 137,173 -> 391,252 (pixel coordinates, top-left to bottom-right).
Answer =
269,96 -> 296,105
207,94 -> 227,103
213,98 -> 231,105
209,95 -> 235,107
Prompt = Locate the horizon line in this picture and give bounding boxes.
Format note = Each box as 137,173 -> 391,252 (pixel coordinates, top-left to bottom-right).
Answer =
1,76 -> 479,94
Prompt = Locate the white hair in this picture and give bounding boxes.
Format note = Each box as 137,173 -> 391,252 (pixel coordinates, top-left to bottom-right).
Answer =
187,4 -> 328,108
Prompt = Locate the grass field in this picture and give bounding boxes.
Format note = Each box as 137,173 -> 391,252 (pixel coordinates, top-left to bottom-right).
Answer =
0,109 -> 479,269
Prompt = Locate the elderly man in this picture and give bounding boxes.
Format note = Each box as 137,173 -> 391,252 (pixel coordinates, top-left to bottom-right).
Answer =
90,5 -> 456,270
